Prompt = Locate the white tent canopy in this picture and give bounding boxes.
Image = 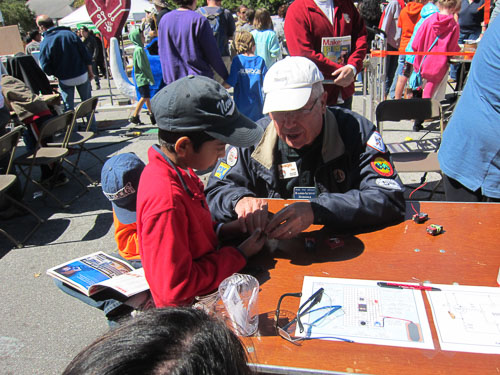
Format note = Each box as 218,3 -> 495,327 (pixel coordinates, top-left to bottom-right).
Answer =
59,0 -> 153,28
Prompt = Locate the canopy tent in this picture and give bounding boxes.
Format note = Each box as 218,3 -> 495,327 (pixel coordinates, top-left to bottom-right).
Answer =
27,0 -> 74,20
59,0 -> 152,28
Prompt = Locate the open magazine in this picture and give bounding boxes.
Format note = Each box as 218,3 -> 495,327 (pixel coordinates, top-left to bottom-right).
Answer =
322,36 -> 351,65
46,251 -> 149,298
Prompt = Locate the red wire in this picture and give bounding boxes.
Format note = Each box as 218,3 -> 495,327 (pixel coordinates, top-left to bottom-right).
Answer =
409,182 -> 428,215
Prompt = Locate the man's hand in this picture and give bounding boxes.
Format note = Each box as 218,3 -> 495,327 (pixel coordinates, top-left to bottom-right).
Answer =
238,228 -> 267,258
265,202 -> 314,239
234,197 -> 269,233
332,65 -> 355,87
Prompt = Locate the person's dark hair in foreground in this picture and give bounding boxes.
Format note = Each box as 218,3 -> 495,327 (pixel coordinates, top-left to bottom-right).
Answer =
62,307 -> 253,375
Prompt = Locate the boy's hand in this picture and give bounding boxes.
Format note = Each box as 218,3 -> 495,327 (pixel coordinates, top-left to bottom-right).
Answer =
238,228 -> 266,258
235,197 -> 269,233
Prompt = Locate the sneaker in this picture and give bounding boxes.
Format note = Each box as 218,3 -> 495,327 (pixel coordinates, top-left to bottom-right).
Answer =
128,115 -> 143,125
149,114 -> 156,125
96,83 -> 101,90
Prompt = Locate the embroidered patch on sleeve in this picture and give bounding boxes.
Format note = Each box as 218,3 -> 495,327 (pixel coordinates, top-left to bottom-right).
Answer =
370,156 -> 394,177
214,162 -> 231,179
367,131 -> 387,153
375,178 -> 402,190
226,147 -> 238,166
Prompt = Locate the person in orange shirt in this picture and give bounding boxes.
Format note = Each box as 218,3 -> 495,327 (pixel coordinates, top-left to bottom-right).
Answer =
392,0 -> 430,98
101,153 -> 144,264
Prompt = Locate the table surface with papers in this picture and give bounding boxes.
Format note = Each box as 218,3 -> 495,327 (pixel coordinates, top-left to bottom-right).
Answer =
242,201 -> 500,375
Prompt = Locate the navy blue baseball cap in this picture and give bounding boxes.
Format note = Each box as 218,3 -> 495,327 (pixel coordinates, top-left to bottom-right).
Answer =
151,75 -> 263,148
101,153 -> 145,224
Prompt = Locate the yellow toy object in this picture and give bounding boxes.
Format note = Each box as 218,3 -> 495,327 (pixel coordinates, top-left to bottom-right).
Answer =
405,136 -> 414,141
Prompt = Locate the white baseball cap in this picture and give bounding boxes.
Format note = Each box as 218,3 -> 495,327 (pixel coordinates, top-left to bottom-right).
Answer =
262,57 -> 324,114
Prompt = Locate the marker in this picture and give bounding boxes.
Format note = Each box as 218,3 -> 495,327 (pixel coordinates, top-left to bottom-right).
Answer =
377,282 -> 441,291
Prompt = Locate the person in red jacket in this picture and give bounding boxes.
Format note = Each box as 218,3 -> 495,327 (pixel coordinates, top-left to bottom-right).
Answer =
137,75 -> 266,308
284,0 -> 367,109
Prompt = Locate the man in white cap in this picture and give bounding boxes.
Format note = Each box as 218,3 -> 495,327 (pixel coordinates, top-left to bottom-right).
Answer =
205,57 -> 405,238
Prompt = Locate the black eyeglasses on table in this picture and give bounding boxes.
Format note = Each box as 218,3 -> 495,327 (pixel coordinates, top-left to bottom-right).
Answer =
274,288 -> 352,345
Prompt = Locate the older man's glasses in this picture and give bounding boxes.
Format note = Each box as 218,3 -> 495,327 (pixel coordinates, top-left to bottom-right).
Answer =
275,288 -> 349,345
271,96 -> 321,122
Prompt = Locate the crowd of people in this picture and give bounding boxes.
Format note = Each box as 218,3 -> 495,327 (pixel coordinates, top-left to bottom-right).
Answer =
1,0 -> 499,372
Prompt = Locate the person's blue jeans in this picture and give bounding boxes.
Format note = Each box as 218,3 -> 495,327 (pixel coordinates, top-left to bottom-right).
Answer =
59,79 -> 92,112
59,79 -> 96,132
54,256 -> 143,326
389,55 -> 405,99
385,45 -> 399,96
449,30 -> 481,80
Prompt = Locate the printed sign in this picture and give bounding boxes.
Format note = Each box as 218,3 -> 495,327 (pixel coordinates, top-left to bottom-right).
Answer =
85,0 -> 131,41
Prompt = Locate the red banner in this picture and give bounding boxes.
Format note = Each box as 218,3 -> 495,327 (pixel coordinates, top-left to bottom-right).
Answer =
85,0 -> 131,41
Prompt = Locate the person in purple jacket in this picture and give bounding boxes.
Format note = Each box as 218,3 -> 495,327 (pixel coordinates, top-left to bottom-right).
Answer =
157,0 -> 228,85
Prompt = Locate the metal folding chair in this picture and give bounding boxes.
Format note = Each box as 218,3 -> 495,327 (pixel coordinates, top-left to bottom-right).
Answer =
66,97 -> 104,169
15,112 -> 91,208
0,127 -> 44,248
376,99 -> 445,198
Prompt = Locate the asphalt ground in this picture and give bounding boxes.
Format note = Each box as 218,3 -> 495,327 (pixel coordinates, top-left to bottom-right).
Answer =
0,79 -> 448,374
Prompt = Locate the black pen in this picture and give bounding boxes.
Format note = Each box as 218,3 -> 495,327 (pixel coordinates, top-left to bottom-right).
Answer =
377,282 -> 441,291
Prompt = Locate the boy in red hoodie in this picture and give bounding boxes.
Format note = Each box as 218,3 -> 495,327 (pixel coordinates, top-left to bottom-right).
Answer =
137,75 -> 266,308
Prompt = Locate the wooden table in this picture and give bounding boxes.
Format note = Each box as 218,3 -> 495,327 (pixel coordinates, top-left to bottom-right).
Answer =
243,201 -> 500,375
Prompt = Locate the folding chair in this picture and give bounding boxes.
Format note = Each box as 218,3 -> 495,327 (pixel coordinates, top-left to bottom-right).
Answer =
15,112 -> 90,208
0,127 -> 44,248
376,98 -> 443,137
376,99 -> 445,198
51,97 -> 104,175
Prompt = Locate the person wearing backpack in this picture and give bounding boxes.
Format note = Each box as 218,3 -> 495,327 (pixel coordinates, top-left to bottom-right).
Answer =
411,0 -> 460,100
197,0 -> 236,83
157,0 -> 228,85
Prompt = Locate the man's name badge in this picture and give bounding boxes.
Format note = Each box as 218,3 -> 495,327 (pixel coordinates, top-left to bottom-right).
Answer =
278,162 -> 299,179
293,187 -> 316,199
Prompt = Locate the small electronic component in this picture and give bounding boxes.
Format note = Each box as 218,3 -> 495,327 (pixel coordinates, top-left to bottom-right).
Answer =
426,224 -> 443,236
412,212 -> 428,223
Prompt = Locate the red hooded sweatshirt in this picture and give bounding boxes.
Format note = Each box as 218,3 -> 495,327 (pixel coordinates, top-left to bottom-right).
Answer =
398,2 -> 424,51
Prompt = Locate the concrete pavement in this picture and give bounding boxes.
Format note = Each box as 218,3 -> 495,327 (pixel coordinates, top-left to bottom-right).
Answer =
0,79 -> 445,374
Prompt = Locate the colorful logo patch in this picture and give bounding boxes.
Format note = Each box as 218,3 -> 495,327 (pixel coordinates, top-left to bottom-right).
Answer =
214,162 -> 231,179
367,131 -> 386,153
370,156 -> 394,177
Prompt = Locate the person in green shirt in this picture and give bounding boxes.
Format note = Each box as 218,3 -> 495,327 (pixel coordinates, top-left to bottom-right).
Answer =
128,28 -> 156,125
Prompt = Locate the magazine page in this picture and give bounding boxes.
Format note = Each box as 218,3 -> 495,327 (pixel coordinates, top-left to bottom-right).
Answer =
321,36 -> 351,65
46,252 -> 135,296
91,267 -> 149,298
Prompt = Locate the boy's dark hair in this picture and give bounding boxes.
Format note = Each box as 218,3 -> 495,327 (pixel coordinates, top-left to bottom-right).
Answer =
29,30 -> 40,41
158,128 -> 215,153
172,0 -> 195,7
62,307 -> 253,375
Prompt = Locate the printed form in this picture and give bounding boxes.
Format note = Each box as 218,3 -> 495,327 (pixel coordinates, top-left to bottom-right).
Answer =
426,284 -> 500,354
297,276 -> 434,349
